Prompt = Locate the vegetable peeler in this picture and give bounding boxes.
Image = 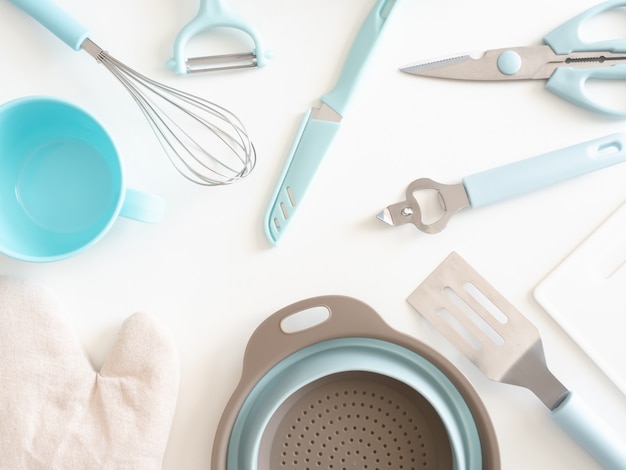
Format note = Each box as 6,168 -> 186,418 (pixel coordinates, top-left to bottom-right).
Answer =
167,0 -> 269,74
378,133 -> 626,233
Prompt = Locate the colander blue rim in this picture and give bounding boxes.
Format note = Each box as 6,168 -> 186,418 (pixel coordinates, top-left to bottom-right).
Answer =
227,337 -> 483,470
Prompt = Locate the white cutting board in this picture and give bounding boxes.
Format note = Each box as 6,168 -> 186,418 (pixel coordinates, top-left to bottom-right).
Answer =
534,202 -> 626,395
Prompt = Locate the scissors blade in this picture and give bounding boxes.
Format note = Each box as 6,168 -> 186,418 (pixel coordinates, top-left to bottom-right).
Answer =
401,45 -> 559,80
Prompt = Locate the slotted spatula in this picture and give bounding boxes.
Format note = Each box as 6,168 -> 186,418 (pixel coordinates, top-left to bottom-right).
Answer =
408,252 -> 626,470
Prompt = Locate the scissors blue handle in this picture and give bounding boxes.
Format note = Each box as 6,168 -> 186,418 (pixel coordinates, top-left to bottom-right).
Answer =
544,0 -> 626,54
544,0 -> 626,117
546,65 -> 626,117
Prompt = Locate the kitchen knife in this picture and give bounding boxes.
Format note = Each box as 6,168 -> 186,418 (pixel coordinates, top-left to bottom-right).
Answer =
264,0 -> 397,245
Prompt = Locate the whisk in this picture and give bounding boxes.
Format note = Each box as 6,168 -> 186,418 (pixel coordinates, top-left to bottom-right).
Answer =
8,0 -> 256,186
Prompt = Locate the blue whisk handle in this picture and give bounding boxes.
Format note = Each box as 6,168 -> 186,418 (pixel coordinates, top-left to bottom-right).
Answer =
9,0 -> 90,50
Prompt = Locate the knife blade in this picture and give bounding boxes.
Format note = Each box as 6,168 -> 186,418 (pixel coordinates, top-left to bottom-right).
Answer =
264,0 -> 397,245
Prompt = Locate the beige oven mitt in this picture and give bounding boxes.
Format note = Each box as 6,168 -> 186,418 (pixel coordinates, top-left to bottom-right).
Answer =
0,276 -> 180,469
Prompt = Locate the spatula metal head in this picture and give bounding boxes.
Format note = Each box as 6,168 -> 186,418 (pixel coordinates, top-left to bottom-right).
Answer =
408,252 -> 569,410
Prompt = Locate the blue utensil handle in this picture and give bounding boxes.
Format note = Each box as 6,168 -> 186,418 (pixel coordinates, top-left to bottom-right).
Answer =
321,0 -> 396,115
546,65 -> 626,117
8,0 -> 90,50
544,0 -> 626,54
463,133 -> 626,208
552,392 -> 626,469
263,110 -> 340,244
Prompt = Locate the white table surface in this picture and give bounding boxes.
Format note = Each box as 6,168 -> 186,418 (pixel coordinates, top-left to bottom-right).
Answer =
2,0 -> 625,468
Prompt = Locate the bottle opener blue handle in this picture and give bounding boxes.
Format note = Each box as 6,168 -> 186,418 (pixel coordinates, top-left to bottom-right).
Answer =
379,133 -> 626,234
464,133 -> 626,208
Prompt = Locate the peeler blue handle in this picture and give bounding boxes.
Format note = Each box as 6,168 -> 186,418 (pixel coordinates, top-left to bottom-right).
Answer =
8,0 -> 90,50
463,133 -> 626,208
321,0 -> 397,115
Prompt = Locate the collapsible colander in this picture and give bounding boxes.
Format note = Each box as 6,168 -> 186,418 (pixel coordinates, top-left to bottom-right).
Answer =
212,296 -> 500,469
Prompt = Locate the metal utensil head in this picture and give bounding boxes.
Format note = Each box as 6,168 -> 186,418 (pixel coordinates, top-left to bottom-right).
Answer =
83,39 -> 256,185
407,252 -> 568,409
402,45 -> 626,81
401,45 -> 560,80
167,0 -> 269,75
377,178 -> 469,233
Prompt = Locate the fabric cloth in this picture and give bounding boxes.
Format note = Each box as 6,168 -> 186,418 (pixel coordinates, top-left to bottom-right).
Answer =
0,276 -> 179,469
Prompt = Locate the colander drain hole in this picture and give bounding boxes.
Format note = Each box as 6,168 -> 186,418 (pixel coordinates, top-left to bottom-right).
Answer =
264,372 -> 453,470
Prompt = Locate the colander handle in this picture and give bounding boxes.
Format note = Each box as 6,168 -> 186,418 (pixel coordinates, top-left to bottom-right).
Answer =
241,296 -> 393,378
8,0 -> 90,50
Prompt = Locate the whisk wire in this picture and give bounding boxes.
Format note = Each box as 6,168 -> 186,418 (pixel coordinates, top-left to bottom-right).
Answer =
84,39 -> 256,186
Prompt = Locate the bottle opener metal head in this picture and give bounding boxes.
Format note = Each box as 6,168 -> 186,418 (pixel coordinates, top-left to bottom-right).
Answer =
379,133 -> 626,235
377,178 -> 470,234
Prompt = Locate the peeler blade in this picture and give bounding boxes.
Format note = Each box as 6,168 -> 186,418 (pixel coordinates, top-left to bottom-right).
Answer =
167,0 -> 270,75
186,52 -> 259,73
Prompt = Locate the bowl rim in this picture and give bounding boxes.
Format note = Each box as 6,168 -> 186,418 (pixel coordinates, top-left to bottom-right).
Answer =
211,296 -> 501,470
226,337 -> 487,469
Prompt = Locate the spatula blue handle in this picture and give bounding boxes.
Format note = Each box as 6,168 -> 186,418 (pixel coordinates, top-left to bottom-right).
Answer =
463,133 -> 626,208
8,0 -> 90,50
552,392 -> 626,469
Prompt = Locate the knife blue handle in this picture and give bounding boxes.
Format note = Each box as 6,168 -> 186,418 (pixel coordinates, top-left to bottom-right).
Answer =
552,392 -> 626,470
462,133 -> 626,209
322,0 -> 397,115
8,0 -> 90,50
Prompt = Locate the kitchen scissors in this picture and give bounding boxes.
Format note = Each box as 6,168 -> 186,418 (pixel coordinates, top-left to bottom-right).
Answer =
401,0 -> 626,117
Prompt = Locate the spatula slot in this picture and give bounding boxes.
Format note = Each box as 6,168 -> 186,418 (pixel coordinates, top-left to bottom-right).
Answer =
437,307 -> 483,351
442,286 -> 505,347
463,282 -> 509,325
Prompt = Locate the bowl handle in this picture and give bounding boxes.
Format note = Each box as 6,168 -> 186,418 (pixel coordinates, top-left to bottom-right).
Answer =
212,295 -> 395,469
240,295 -> 392,380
